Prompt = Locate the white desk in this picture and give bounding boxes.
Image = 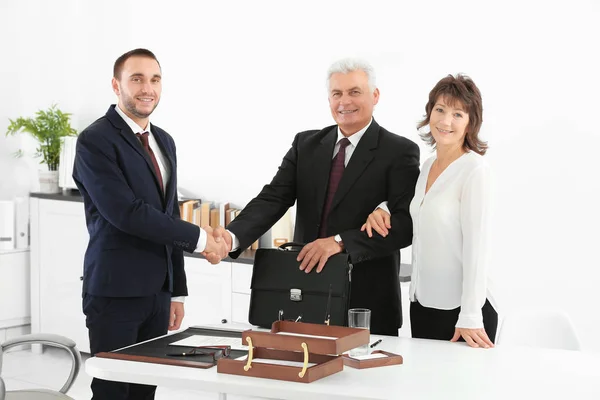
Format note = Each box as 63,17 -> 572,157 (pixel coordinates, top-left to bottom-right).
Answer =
85,330 -> 600,400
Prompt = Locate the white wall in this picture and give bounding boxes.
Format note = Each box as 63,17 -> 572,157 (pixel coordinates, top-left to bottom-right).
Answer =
1,0 -> 599,351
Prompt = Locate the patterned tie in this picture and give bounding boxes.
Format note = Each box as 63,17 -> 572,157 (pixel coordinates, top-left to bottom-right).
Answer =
319,138 -> 351,238
136,132 -> 164,193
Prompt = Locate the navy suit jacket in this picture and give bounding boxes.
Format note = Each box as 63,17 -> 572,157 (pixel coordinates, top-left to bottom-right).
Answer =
73,105 -> 200,298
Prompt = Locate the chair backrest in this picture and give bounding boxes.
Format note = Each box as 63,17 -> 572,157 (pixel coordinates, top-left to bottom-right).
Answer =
0,334 -> 81,400
496,309 -> 582,351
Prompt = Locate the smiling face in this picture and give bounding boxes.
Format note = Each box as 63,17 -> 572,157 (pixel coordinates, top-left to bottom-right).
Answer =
328,70 -> 379,136
112,55 -> 162,128
428,95 -> 470,150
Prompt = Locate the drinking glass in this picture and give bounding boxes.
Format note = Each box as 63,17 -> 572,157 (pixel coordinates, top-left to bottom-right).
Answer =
348,308 -> 371,357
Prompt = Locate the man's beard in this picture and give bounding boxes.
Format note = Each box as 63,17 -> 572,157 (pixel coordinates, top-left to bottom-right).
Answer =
123,94 -> 159,119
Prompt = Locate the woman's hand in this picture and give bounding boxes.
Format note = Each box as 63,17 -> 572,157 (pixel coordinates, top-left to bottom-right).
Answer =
451,327 -> 495,349
360,208 -> 391,237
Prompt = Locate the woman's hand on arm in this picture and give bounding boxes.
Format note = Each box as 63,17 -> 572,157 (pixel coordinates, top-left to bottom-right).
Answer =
360,207 -> 392,238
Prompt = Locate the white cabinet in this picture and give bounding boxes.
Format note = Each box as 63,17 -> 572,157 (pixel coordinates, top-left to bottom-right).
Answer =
0,249 -> 30,329
182,257 -> 232,328
230,262 -> 252,325
30,198 -> 89,353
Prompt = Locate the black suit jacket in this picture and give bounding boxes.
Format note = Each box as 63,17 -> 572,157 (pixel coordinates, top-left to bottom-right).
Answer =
72,105 -> 200,298
227,120 -> 420,334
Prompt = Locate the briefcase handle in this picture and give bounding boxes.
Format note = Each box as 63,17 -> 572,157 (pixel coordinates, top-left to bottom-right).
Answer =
277,242 -> 306,250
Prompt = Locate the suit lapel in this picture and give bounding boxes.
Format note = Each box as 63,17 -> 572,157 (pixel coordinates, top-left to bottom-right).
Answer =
329,121 -> 379,213
106,106 -> 165,203
313,127 -> 337,222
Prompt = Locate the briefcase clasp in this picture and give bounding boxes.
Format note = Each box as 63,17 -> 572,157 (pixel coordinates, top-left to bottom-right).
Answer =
290,288 -> 302,301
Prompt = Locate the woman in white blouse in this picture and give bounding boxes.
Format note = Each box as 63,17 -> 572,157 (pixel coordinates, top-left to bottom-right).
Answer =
362,74 -> 497,348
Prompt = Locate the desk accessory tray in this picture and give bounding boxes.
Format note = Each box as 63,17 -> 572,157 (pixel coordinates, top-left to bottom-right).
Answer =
96,327 -> 247,369
342,350 -> 404,369
217,321 -> 369,383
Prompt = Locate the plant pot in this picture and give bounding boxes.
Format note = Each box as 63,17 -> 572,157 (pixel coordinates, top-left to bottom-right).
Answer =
39,170 -> 60,194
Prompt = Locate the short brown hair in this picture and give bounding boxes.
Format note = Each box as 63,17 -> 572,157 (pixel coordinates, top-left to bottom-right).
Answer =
113,48 -> 160,79
418,74 -> 487,155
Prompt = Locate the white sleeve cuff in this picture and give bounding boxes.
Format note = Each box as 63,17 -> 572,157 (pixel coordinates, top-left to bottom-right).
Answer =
171,296 -> 186,303
456,312 -> 484,329
195,228 -> 208,253
377,201 -> 390,214
228,229 -> 240,252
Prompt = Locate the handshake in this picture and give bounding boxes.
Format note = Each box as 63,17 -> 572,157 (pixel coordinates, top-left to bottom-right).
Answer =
201,226 -> 233,265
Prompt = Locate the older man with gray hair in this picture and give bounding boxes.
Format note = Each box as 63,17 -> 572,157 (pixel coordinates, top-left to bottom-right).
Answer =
212,58 -> 420,335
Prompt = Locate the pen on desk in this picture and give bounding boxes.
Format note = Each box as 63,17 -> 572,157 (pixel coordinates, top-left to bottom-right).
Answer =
370,339 -> 382,348
324,284 -> 332,326
166,351 -> 205,357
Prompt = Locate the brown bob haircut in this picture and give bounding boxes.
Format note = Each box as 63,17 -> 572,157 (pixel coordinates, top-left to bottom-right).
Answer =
418,74 -> 487,155
113,48 -> 160,80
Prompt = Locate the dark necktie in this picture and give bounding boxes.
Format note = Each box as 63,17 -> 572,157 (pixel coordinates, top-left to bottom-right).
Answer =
136,132 -> 164,193
319,138 -> 351,238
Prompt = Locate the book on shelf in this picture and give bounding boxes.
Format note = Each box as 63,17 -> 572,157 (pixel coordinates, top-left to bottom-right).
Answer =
225,208 -> 238,226
180,199 -> 200,223
219,202 -> 230,227
210,208 -> 220,229
200,202 -> 212,227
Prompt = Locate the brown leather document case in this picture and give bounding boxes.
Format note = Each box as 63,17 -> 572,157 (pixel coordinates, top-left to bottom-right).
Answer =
217,321 -> 369,383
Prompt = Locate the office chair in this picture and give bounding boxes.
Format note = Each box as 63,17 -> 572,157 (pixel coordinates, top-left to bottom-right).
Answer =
0,333 -> 82,399
496,309 -> 582,351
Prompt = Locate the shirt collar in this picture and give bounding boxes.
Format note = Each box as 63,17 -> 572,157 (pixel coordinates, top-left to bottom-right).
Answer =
336,118 -> 373,147
114,104 -> 152,135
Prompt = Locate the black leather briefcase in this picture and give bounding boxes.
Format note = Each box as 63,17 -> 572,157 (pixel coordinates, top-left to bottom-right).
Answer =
248,242 -> 353,329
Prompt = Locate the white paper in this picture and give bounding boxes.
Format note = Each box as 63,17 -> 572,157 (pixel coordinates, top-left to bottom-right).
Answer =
169,335 -> 248,351
276,332 -> 337,340
349,353 -> 388,360
234,355 -> 316,368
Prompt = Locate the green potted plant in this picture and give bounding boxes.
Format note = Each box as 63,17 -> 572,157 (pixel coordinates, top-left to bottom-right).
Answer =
5,104 -> 78,193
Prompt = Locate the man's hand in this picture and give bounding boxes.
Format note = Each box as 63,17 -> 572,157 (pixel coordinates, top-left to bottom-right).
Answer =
450,327 -> 494,349
297,237 -> 343,274
169,301 -> 185,331
212,226 -> 233,253
202,226 -> 229,264
360,207 -> 391,237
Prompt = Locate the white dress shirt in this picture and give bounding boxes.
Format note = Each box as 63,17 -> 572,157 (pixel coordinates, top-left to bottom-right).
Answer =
115,105 -> 199,303
228,119 -> 373,251
379,151 -> 496,328
411,152 -> 496,329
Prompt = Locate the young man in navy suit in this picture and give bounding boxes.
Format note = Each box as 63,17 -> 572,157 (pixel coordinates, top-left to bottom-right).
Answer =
73,48 -> 227,400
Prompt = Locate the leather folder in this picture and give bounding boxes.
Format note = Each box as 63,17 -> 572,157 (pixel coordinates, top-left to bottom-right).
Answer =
248,242 -> 352,328
96,327 -> 247,369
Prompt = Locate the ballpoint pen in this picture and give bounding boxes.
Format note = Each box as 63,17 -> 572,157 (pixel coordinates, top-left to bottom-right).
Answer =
166,351 -> 208,357
370,339 -> 383,348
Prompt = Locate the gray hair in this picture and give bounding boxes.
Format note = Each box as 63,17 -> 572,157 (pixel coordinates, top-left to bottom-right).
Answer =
326,58 -> 377,92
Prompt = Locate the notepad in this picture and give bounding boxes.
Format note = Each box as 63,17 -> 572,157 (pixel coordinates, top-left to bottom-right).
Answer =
169,335 -> 248,351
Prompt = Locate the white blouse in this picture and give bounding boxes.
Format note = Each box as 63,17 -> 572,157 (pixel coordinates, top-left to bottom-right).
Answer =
409,152 -> 496,329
